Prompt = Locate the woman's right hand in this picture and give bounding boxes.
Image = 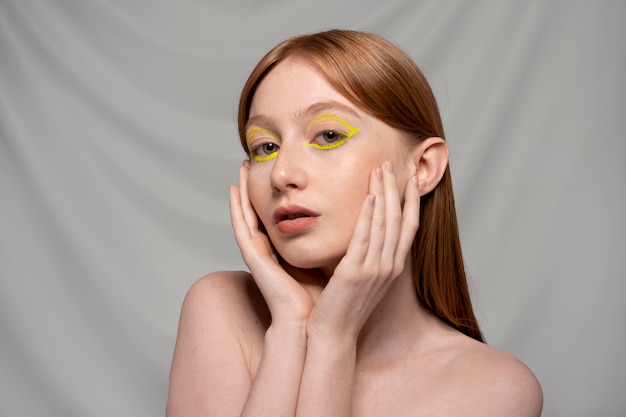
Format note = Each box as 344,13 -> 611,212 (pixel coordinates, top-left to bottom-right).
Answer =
229,161 -> 323,326
305,162 -> 421,342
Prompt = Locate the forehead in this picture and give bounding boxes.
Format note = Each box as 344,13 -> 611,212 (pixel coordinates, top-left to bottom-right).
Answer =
249,56 -> 357,121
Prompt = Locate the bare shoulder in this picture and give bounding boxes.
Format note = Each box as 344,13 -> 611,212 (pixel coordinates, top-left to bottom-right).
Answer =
167,271 -> 269,416
183,270 -> 269,326
175,270 -> 271,363
446,336 -> 543,417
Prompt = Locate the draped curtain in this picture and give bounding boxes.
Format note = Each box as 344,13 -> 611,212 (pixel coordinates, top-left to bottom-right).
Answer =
1,1 -> 624,415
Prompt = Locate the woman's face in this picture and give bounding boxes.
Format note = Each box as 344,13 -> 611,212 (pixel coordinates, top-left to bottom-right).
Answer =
246,56 -> 415,276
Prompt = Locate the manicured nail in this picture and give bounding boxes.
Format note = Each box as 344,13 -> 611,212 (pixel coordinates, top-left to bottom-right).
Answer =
385,161 -> 394,173
375,168 -> 383,181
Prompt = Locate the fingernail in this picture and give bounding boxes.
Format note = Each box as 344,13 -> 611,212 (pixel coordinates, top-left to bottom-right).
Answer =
375,168 -> 383,180
412,176 -> 419,186
385,161 -> 393,173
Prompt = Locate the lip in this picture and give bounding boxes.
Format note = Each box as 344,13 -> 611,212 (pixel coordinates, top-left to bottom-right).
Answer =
273,205 -> 320,234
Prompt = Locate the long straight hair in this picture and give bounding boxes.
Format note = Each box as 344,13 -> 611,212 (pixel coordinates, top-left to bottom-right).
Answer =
237,30 -> 483,342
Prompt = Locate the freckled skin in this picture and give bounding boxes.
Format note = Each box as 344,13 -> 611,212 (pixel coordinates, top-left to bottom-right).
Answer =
245,58 -> 412,271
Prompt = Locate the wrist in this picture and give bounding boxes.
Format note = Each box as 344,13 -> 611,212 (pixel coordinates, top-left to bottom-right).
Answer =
266,320 -> 308,348
304,333 -> 357,379
306,317 -> 361,347
306,327 -> 358,355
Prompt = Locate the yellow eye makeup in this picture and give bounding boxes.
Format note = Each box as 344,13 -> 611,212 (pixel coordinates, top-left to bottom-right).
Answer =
305,112 -> 361,150
246,126 -> 280,162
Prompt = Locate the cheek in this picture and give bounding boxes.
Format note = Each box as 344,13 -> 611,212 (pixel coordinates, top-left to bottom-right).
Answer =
323,156 -> 374,213
333,144 -> 411,203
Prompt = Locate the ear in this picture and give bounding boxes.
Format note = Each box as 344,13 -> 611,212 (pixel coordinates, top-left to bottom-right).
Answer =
410,137 -> 448,196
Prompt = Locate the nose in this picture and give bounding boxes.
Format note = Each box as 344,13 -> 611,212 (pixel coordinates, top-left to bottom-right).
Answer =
269,142 -> 307,192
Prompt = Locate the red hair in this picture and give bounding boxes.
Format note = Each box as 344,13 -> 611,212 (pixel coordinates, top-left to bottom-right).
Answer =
237,30 -> 483,342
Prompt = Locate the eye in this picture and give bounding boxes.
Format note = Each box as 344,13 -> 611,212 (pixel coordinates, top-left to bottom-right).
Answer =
246,126 -> 280,162
250,142 -> 280,162
316,130 -> 345,144
259,143 -> 278,154
305,113 -> 361,150
308,128 -> 352,150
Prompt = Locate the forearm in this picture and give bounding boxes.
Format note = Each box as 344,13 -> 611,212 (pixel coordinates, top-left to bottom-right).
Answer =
241,322 -> 307,417
296,335 -> 357,417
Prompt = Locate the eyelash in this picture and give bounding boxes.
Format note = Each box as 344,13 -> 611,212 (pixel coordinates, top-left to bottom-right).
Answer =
249,142 -> 279,162
309,129 -> 349,149
246,115 -> 360,161
306,114 -> 360,150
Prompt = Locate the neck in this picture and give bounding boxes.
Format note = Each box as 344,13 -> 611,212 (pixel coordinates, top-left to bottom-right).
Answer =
355,266 -> 441,364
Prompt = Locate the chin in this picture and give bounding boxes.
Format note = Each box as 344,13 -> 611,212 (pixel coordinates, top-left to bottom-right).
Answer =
278,250 -> 342,276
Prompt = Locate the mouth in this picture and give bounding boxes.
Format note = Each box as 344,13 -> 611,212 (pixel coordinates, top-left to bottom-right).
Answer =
273,205 -> 320,234
273,205 -> 319,223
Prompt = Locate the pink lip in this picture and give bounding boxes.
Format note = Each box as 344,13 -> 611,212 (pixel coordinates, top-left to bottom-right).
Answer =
273,205 -> 320,234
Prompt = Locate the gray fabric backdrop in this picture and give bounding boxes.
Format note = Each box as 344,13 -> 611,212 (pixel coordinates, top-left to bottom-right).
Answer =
1,1 -> 625,416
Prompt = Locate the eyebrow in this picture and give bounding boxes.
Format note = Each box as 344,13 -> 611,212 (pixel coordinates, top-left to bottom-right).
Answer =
296,100 -> 360,122
245,100 -> 361,133
245,114 -> 278,135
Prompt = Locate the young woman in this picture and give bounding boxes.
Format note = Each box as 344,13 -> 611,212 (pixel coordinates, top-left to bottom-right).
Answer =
167,30 -> 542,416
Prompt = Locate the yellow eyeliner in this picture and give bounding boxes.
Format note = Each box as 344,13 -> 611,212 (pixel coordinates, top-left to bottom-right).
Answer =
246,126 -> 280,162
304,112 -> 361,150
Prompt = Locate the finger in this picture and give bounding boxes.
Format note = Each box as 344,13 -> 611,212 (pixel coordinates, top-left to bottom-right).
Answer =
364,166 -> 386,261
394,175 -> 421,265
229,184 -> 252,242
380,161 -> 403,262
343,191 -> 376,263
238,163 -> 260,231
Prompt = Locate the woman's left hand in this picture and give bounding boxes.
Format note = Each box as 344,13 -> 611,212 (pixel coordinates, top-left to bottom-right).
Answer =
305,161 -> 421,342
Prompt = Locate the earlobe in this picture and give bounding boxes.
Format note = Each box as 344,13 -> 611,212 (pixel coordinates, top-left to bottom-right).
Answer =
413,137 -> 448,196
